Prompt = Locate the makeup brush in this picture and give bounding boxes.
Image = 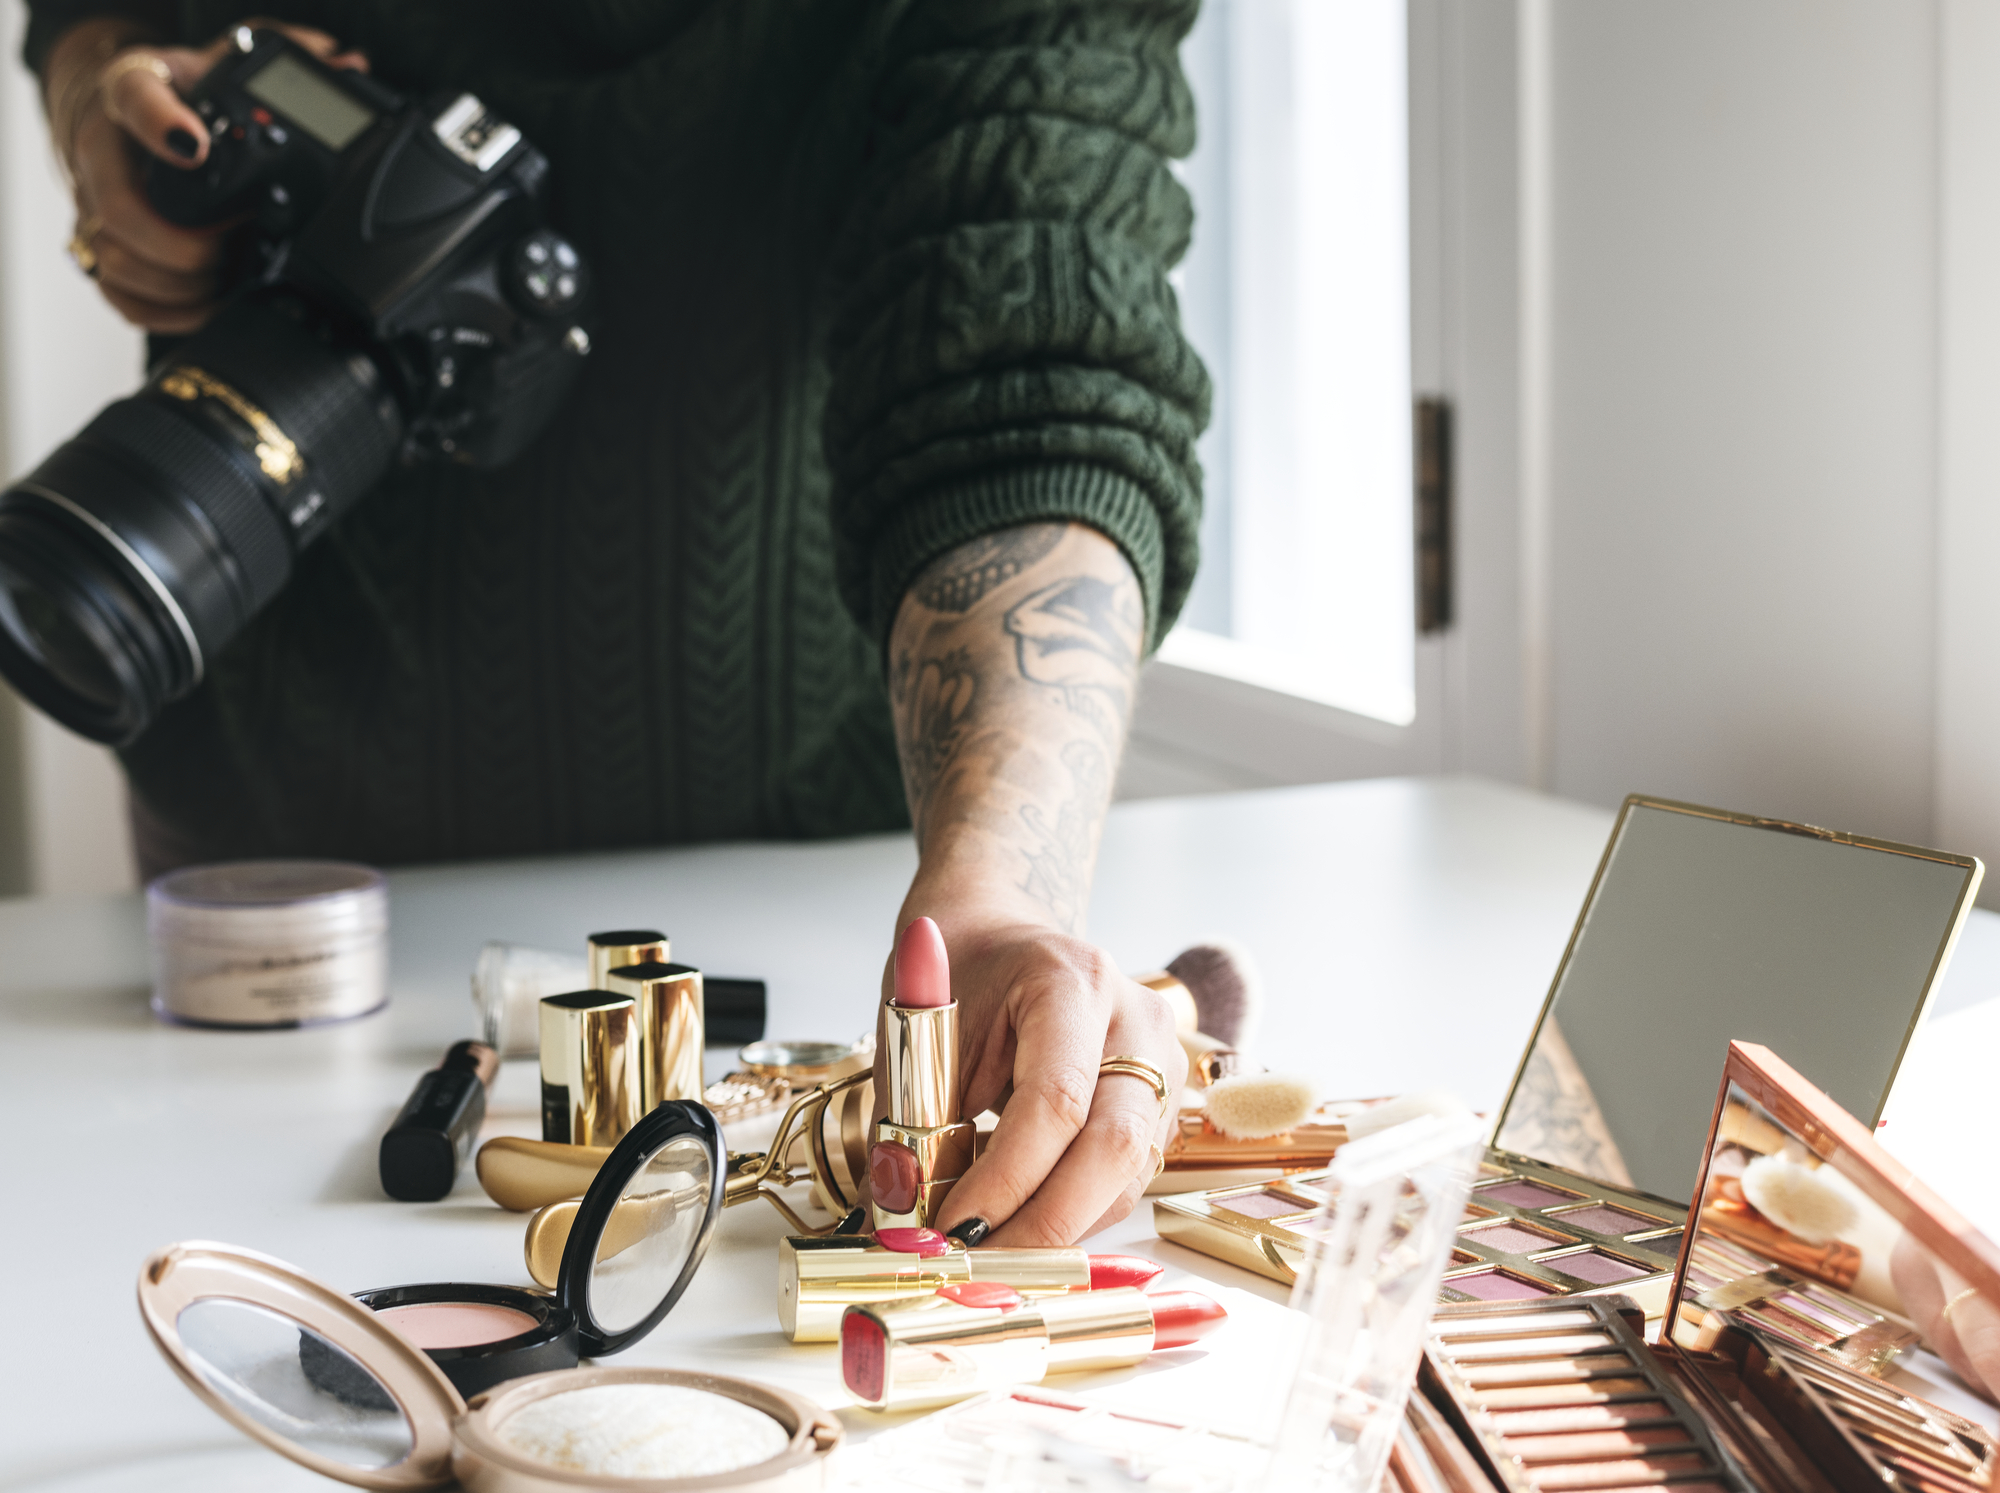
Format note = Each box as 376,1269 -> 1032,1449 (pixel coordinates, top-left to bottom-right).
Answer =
1162,940 -> 1261,1051
1741,1150 -> 1859,1244
1203,1072 -> 1319,1139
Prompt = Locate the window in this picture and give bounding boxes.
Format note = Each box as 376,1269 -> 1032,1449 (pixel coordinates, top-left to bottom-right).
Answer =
1169,0 -> 1415,726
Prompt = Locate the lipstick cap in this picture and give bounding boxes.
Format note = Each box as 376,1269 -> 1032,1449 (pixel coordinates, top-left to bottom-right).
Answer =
586,929 -> 668,989
608,960 -> 704,1109
883,1001 -> 960,1127
539,989 -> 642,1146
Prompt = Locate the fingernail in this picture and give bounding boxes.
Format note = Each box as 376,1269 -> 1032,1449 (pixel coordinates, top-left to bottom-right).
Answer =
946,1217 -> 990,1247
166,128 -> 198,160
833,1206 -> 868,1235
868,1141 -> 920,1215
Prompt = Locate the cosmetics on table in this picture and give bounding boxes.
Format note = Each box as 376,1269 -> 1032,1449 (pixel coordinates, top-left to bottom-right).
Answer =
606,959 -> 704,1108
1158,796 -> 1985,1310
872,916 -> 975,1231
147,859 -> 388,1028
380,1040 -> 500,1201
1416,1043 -> 2000,1493
473,938 -> 768,1059
1267,1109 -> 1485,1493
539,987 -> 642,1146
776,1227 -> 1165,1341
141,1101 -> 729,1447
840,1283 -> 1228,1411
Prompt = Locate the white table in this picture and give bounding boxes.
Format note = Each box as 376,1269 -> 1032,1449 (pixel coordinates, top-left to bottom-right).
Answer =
3,776 -> 1995,1490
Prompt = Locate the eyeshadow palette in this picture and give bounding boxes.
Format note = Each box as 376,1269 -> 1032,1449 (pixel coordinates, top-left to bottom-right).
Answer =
1153,1150 -> 1686,1315
1424,1296 -> 1752,1492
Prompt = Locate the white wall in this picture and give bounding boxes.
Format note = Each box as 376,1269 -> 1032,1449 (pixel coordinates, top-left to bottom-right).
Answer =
0,0 -> 143,895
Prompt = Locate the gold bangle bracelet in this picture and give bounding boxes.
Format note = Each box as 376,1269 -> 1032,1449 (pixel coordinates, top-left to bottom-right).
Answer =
1941,1286 -> 1982,1326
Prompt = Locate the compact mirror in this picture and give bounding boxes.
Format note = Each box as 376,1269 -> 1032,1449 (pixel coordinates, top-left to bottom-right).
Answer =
1494,797 -> 1982,1202
564,1099 -> 725,1356
178,1299 -> 412,1467
1667,1042 -> 2000,1405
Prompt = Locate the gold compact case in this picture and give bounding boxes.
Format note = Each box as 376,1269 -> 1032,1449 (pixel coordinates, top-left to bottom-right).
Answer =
606,960 -> 704,1109
585,928 -> 667,989
538,988 -> 641,1146
1157,795 -> 1984,1314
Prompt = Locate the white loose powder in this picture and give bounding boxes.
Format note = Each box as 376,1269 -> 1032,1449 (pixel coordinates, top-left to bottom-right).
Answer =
501,1384 -> 790,1479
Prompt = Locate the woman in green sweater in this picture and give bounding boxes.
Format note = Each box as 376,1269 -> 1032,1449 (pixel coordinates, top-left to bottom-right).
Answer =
31,0 -> 1208,1246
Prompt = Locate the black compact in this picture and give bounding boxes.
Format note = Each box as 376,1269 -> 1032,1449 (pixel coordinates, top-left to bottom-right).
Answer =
306,1101 -> 723,1397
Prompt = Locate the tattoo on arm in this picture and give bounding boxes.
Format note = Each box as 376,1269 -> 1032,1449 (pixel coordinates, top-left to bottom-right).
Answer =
1003,572 -> 1143,735
911,524 -> 1064,613
1016,739 -> 1111,932
890,645 -> 979,843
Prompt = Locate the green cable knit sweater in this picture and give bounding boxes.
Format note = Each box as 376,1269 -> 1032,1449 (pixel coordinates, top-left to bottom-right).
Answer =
26,0 -> 1208,869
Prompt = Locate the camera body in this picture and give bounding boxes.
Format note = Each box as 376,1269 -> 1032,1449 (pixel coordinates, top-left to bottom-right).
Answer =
149,27 -> 592,469
0,31 -> 593,744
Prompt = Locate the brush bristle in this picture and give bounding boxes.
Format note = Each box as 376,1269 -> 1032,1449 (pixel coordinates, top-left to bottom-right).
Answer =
1741,1153 -> 1857,1244
1204,1071 -> 1316,1139
1166,940 -> 1260,1050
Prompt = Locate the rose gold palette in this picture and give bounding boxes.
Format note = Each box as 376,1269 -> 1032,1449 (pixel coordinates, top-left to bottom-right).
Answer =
1158,797 -> 1982,1311
1417,1043 -> 2000,1493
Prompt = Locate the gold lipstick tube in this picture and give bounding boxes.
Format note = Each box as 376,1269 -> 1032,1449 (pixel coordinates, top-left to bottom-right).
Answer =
873,1002 -> 976,1230
843,1289 -> 1156,1411
778,1236 -> 1091,1342
539,990 -> 642,1146
586,929 -> 668,989
608,960 -> 704,1108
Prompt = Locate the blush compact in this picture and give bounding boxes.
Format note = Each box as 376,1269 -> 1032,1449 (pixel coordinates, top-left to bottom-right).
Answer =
143,1103 -> 732,1431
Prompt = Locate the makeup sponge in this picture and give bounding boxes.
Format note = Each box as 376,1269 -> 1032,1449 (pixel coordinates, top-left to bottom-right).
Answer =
1345,1089 -> 1473,1143
1204,1071 -> 1318,1138
1741,1151 -> 1858,1244
1166,940 -> 1261,1051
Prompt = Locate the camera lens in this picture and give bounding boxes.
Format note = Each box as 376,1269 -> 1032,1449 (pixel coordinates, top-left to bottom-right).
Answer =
0,296 -> 402,744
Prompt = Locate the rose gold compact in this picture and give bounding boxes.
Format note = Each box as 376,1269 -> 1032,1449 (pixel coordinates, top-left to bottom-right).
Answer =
142,1103 -> 728,1422
1158,795 -> 1983,1319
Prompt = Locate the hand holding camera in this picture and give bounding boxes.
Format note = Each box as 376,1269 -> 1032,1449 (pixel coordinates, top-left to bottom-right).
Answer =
5,25 -> 593,744
45,17 -> 365,334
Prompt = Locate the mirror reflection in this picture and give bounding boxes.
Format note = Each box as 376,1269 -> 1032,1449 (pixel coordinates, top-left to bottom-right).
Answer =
175,1299 -> 412,1467
589,1134 -> 712,1333
1673,1081 -> 2000,1406
1495,801 -> 1974,1200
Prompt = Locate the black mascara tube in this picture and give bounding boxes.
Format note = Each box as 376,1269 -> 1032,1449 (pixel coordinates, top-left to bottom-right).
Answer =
379,1039 -> 499,1201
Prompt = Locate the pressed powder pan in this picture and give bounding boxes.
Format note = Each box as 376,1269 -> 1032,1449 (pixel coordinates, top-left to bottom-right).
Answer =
139,1104 -> 751,1483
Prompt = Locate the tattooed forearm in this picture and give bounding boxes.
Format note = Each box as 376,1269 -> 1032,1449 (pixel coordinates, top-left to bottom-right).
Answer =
889,521 -> 1142,930
912,524 -> 1065,613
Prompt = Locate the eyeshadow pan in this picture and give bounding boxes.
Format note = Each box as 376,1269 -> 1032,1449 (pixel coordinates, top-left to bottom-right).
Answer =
1442,1269 -> 1559,1302
1213,1189 -> 1313,1220
1459,1354 -> 1635,1387
1507,1426 -> 1696,1461
1524,1452 -> 1708,1489
1436,1309 -> 1600,1337
1472,1377 -> 1655,1409
1548,1203 -> 1662,1235
1463,1221 -> 1578,1254
1487,1403 -> 1679,1434
1444,1332 -> 1616,1361
1544,1250 -> 1653,1286
1477,1179 -> 1585,1210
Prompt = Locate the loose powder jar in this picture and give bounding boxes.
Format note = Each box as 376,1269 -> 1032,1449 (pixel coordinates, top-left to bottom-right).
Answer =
147,859 -> 388,1028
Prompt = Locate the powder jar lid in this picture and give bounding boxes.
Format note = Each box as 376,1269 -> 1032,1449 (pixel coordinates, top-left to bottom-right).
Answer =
136,1103 -> 728,1489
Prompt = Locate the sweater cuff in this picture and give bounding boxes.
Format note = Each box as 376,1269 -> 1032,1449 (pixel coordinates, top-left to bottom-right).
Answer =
866,461 -> 1170,654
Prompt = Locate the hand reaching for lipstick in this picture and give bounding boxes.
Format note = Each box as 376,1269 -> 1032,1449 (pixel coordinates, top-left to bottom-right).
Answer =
881,522 -> 1185,1247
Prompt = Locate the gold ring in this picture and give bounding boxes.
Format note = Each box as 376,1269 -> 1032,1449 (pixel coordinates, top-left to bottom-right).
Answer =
100,50 -> 174,97
1147,1142 -> 1165,1181
66,215 -> 102,277
1099,1055 -> 1171,1112
1941,1285 -> 1981,1326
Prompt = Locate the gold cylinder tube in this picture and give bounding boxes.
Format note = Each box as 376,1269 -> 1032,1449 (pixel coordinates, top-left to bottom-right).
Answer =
845,1288 -> 1155,1411
586,929 -> 668,989
883,1002 -> 960,1127
608,960 -> 705,1109
476,1136 -> 610,1211
539,989 -> 642,1146
778,1236 -> 1090,1342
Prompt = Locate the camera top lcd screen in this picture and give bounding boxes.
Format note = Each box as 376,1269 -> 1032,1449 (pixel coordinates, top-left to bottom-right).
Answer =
245,54 -> 376,151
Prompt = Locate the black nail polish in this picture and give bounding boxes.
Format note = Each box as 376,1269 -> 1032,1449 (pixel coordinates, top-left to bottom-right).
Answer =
946,1217 -> 990,1247
166,128 -> 198,160
833,1206 -> 868,1235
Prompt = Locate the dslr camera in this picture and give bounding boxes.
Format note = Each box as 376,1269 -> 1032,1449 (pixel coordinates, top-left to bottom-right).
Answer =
0,28 -> 593,743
